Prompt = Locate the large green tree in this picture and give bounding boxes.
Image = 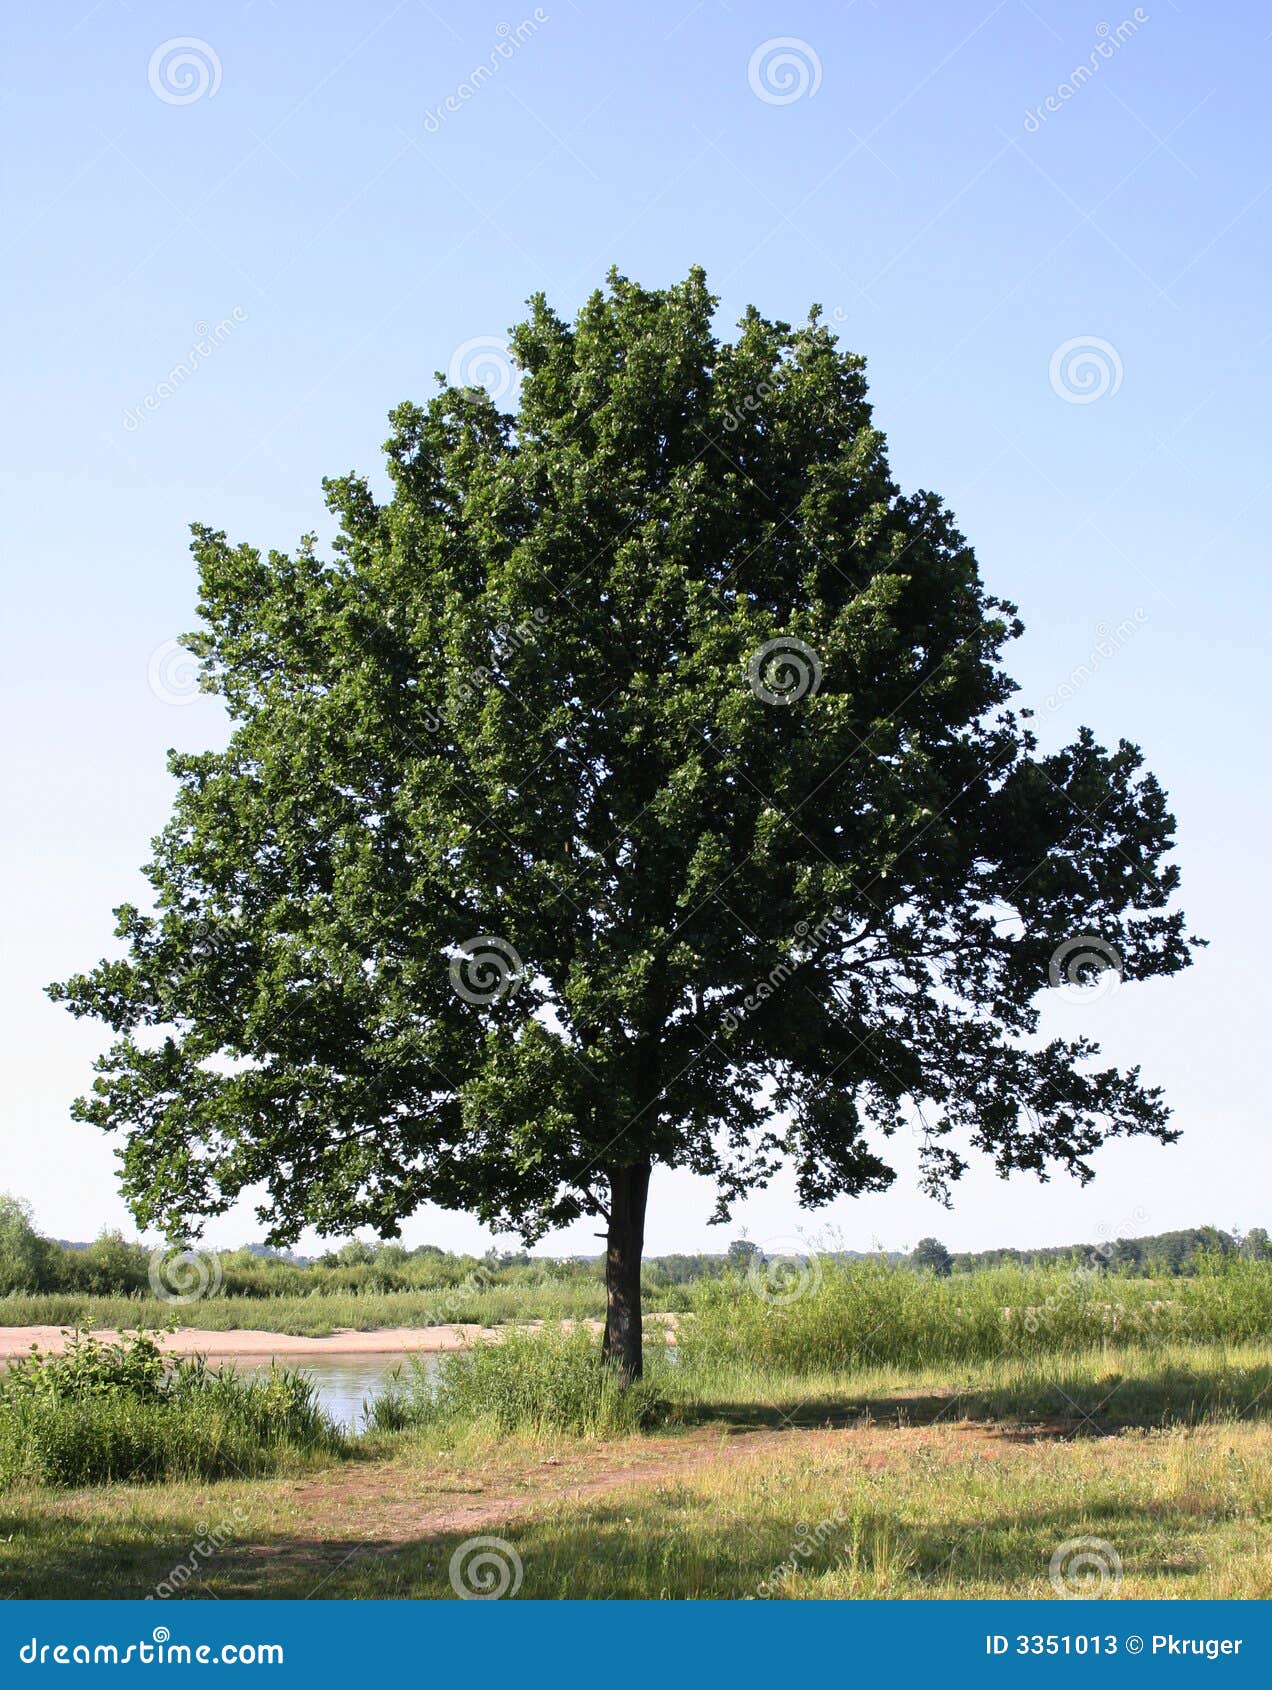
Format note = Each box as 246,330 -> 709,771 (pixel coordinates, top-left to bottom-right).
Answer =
52,270 -> 1197,1379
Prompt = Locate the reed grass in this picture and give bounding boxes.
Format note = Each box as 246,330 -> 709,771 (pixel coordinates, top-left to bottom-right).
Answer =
679,1254 -> 1272,1375
367,1325 -> 669,1438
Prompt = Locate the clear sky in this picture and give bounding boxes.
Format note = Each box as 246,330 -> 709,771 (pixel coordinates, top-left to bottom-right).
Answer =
2,0 -> 1267,1260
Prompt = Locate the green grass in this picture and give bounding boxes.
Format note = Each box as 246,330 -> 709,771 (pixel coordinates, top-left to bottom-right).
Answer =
1,1259 -> 1270,1600
0,1330 -> 344,1488
368,1325 -> 668,1437
4,1342 -> 1271,1600
682,1255 -> 1272,1373
5,1256 -> 1266,1348
338,1339 -> 1272,1601
380,1419 -> 1272,1600
659,1339 -> 1272,1429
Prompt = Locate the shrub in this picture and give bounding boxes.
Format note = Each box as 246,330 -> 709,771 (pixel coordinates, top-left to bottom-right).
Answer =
0,1329 -> 344,1488
367,1325 -> 668,1437
2,1326 -> 170,1401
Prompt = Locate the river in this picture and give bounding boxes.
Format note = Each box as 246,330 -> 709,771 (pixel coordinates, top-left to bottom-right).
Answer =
245,1352 -> 441,1430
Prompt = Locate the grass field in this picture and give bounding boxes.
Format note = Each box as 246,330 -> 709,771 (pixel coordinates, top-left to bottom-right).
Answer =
3,1260 -> 1270,1601
2,1334 -> 1271,1600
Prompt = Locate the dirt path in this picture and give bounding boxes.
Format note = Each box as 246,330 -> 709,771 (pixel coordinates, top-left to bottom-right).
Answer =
228,1425 -> 796,1583
221,1419 -> 1016,1588
293,1426 -> 784,1537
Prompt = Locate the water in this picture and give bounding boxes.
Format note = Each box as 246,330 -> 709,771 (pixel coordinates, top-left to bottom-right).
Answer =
1,1348 -> 442,1432
246,1352 -> 441,1430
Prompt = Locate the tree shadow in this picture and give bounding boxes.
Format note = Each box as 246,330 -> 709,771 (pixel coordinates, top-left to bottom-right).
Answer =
0,1471 -> 1232,1601
3,1354 -> 1267,1600
672,1357 -> 1272,1438
250,1491 -> 1214,1600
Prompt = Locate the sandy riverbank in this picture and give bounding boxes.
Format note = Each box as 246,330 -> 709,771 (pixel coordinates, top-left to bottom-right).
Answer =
0,1314 -> 677,1361
0,1324 -> 500,1361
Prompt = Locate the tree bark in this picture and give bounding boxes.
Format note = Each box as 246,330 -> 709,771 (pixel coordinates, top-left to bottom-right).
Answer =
601,1161 -> 650,1384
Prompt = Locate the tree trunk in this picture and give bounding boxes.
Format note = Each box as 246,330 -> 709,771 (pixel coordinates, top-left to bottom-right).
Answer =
601,1161 -> 650,1384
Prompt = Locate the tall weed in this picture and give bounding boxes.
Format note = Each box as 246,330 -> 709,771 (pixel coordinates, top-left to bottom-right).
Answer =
679,1255 -> 1272,1375
367,1325 -> 667,1438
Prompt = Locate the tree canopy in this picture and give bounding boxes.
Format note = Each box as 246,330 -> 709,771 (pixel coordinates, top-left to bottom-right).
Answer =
911,1237 -> 954,1277
50,268 -> 1198,1376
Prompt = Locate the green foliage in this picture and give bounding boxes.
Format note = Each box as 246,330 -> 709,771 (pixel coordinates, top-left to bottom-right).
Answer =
0,1329 -> 343,1488
367,1326 -> 667,1437
679,1256 -> 1272,1375
61,1230 -> 153,1295
0,1195 -> 56,1294
49,268 -> 1197,1295
0,1198 -> 1264,1328
1,1327 -> 170,1401
951,1226 -> 1243,1277
910,1237 -> 953,1277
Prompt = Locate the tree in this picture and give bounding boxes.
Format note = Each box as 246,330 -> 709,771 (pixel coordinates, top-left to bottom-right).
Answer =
77,1228 -> 150,1294
50,269 -> 1198,1381
1241,1227 -> 1272,1262
0,1194 -> 55,1294
911,1237 -> 953,1277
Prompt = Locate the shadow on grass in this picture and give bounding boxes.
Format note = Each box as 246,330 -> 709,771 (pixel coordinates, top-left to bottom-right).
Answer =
406,1499 -> 1207,1600
3,1354 -> 1267,1600
672,1358 -> 1272,1437
0,1491 -> 1212,1601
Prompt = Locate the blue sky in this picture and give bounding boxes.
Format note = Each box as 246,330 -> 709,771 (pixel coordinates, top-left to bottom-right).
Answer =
2,0 -> 1268,1257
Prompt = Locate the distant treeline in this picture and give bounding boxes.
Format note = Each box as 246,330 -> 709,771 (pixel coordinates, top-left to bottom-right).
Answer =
1,1192 -> 1267,1298
948,1226 -> 1271,1277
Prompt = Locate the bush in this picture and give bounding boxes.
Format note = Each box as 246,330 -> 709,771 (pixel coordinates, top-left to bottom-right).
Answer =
367,1325 -> 668,1437
2,1326 -> 170,1400
0,1329 -> 344,1488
